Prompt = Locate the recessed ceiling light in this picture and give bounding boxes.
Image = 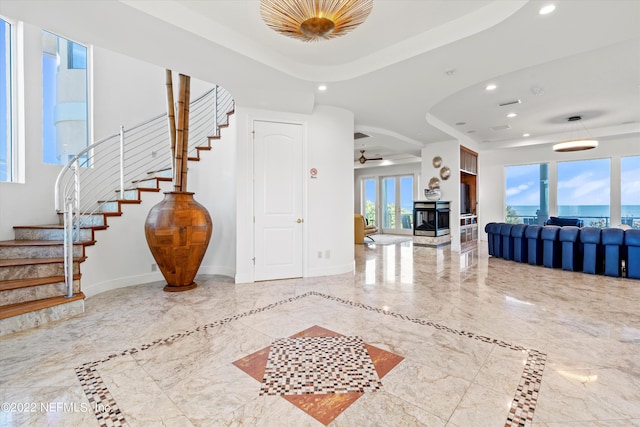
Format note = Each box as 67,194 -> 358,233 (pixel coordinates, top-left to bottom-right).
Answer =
523,133 -> 530,137
485,84 -> 497,91
539,4 -> 556,15
444,68 -> 457,76
507,113 -> 517,118
456,122 -> 466,126
318,84 -> 327,91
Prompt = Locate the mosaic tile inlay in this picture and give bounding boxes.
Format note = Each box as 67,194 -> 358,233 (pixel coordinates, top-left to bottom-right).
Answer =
74,292 -> 547,427
260,335 -> 382,396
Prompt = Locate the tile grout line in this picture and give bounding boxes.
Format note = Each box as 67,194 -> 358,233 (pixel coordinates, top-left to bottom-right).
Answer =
74,291 -> 546,427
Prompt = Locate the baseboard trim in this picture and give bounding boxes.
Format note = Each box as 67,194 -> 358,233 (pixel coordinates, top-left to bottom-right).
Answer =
83,266 -> 236,297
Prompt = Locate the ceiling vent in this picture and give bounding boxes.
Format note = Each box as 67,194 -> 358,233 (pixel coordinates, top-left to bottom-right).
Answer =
354,132 -> 370,139
498,99 -> 521,107
489,124 -> 511,132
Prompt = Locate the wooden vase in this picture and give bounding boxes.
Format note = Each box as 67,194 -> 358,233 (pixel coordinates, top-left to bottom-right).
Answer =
144,192 -> 212,292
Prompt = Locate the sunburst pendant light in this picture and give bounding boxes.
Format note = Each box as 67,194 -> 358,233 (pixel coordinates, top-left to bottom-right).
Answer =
260,0 -> 373,42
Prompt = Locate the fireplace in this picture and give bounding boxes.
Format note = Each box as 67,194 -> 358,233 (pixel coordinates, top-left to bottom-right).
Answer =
413,201 -> 450,237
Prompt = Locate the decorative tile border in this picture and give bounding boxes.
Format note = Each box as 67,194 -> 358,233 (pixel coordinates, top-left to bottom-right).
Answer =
74,292 -> 546,427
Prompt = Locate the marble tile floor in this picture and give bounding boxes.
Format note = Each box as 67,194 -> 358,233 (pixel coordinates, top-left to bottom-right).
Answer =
1,241 -> 639,426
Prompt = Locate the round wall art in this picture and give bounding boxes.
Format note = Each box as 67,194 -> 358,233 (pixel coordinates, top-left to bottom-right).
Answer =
440,166 -> 451,180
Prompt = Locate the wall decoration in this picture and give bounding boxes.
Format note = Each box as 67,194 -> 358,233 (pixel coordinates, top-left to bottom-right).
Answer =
440,166 -> 451,180
428,177 -> 440,189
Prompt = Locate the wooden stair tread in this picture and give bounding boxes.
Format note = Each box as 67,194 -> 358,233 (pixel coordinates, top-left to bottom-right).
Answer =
0,257 -> 87,267
97,199 -> 141,204
0,274 -> 81,292
0,239 -> 90,247
131,176 -> 171,184
0,292 -> 85,320
13,224 -> 99,230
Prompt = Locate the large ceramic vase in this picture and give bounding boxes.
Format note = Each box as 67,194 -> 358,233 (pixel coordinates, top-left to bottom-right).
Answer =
144,192 -> 212,292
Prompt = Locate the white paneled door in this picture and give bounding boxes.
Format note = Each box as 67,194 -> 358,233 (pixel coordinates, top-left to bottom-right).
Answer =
253,120 -> 303,281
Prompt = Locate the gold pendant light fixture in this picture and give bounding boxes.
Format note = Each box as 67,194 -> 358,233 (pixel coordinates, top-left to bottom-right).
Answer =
552,115 -> 598,152
260,0 -> 373,42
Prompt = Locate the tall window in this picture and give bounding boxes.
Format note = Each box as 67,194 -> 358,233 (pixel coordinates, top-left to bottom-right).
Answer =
362,178 -> 376,226
0,18 -> 12,182
621,156 -> 640,229
381,175 -> 414,233
505,163 -> 549,225
557,158 -> 610,228
42,31 -> 88,165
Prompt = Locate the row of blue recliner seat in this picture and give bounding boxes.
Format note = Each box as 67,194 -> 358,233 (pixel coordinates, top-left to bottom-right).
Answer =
484,222 -> 640,279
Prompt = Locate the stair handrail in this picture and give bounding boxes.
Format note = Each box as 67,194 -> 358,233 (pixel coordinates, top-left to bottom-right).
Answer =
54,85 -> 234,298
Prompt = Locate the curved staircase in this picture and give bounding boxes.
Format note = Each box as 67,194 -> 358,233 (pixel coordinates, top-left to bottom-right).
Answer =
0,88 -> 234,336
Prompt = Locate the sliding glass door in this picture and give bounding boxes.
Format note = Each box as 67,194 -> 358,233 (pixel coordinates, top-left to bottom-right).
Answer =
381,175 -> 414,234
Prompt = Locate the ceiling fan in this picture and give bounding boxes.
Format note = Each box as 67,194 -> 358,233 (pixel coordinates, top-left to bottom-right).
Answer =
358,149 -> 383,164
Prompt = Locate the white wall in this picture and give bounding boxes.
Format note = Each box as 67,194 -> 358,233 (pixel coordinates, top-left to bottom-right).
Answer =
235,105 -> 354,283
479,133 -> 640,242
82,114 -> 237,297
0,19 -> 235,296
0,22 -> 60,240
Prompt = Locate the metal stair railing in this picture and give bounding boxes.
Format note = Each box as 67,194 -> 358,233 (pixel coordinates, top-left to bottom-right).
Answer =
54,85 -> 234,298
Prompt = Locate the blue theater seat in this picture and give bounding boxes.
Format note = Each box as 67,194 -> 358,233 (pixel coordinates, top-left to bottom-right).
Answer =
493,223 -> 504,258
500,224 -> 514,260
625,229 -> 640,280
511,224 -> 528,263
602,228 -> 624,277
580,227 -> 602,275
485,222 -> 496,256
525,225 -> 543,266
541,226 -> 561,268
559,226 -> 582,271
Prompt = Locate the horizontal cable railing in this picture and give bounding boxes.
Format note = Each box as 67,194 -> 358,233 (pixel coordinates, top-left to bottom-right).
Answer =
55,85 -> 234,298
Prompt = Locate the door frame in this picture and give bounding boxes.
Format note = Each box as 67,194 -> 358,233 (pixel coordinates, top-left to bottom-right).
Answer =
251,118 -> 308,281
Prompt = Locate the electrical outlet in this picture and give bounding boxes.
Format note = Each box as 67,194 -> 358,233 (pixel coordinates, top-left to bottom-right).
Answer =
151,263 -> 157,272
324,250 -> 330,259
317,251 -> 323,258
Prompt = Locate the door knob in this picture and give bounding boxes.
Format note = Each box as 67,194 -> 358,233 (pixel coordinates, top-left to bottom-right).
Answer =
296,218 -> 303,223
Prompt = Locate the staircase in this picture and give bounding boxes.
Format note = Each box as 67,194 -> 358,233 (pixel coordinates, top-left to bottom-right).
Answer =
0,87 -> 234,336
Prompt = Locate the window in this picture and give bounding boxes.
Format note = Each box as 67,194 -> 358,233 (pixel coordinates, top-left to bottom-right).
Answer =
362,178 -> 376,226
0,18 -> 12,182
381,175 -> 413,233
42,31 -> 89,165
505,163 -> 549,225
621,156 -> 640,229
557,158 -> 610,228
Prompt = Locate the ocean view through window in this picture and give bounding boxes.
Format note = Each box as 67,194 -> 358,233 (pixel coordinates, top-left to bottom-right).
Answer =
505,163 -> 549,225
558,158 -> 610,228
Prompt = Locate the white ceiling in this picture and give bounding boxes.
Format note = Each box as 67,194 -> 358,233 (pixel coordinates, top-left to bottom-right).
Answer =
3,0 -> 639,166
